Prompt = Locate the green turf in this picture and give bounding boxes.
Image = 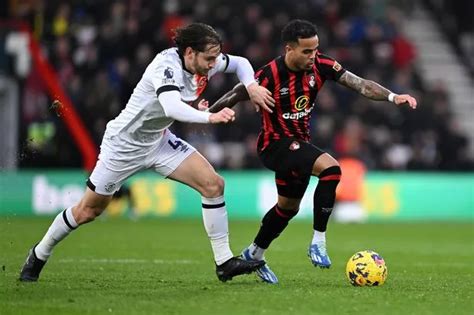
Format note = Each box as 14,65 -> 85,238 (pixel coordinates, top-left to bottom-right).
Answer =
1,217 -> 473,315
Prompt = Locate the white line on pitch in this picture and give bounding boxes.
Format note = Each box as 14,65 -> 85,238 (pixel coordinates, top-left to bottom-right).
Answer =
56,258 -> 194,264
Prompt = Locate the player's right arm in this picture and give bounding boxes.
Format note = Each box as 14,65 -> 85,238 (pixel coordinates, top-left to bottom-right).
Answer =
151,53 -> 235,124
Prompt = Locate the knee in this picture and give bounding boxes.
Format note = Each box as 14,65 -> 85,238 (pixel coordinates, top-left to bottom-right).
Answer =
318,164 -> 342,180
200,174 -> 225,197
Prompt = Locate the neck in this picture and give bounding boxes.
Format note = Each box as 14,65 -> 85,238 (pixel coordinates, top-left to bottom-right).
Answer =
178,50 -> 194,74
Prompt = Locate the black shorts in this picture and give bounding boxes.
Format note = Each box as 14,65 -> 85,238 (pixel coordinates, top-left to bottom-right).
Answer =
259,138 -> 325,199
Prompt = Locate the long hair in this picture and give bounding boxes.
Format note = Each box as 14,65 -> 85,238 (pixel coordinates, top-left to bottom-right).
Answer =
173,23 -> 222,55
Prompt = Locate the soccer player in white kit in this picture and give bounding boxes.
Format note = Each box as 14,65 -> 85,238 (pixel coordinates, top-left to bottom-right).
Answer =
20,23 -> 275,282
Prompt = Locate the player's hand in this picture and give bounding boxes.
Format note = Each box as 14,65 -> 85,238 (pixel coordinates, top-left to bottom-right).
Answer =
197,99 -> 209,111
209,108 -> 235,124
246,83 -> 275,113
394,94 -> 417,109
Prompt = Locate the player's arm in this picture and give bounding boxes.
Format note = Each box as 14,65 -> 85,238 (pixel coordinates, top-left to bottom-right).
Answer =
337,71 -> 417,108
207,83 -> 249,113
224,55 -> 274,111
158,90 -> 235,123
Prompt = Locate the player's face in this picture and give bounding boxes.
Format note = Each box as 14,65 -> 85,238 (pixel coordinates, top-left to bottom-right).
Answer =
286,35 -> 319,71
188,44 -> 221,76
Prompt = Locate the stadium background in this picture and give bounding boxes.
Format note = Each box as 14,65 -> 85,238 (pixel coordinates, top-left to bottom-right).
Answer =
0,1 -> 473,314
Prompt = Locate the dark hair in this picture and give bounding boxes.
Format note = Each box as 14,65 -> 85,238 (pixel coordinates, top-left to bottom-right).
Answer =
281,19 -> 318,44
173,23 -> 222,54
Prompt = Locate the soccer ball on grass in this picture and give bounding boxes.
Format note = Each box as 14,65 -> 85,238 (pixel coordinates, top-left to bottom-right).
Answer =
346,250 -> 387,286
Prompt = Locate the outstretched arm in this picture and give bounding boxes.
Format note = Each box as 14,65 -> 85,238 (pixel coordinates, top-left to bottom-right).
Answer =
207,83 -> 250,113
337,71 -> 417,108
225,55 -> 275,111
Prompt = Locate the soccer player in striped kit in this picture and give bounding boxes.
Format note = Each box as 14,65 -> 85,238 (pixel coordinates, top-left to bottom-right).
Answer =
209,19 -> 417,284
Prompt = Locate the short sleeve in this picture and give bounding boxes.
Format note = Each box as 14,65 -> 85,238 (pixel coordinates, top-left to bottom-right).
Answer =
151,55 -> 184,96
316,53 -> 346,81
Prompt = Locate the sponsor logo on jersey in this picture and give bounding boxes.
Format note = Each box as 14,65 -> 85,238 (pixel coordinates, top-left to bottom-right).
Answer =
294,95 -> 309,111
332,61 -> 342,72
280,87 -> 289,95
282,106 -> 313,120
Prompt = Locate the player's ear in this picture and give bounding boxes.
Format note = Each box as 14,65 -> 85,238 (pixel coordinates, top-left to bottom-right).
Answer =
184,47 -> 194,57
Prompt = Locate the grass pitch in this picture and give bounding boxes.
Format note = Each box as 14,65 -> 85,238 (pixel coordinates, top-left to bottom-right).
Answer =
1,217 -> 473,315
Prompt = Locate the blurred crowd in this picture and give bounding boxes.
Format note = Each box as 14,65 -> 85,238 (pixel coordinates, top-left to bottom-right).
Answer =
6,0 -> 473,170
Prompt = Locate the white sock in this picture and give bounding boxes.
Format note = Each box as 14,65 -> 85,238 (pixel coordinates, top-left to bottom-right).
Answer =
247,243 -> 266,261
312,230 -> 326,245
201,196 -> 233,265
35,207 -> 78,260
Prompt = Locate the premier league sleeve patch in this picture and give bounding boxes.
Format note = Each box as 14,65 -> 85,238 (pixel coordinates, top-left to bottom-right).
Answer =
162,67 -> 176,84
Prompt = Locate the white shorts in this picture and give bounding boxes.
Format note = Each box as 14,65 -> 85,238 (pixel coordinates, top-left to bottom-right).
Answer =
88,130 -> 196,195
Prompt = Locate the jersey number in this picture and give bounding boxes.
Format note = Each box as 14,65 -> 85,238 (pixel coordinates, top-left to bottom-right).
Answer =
168,140 -> 182,149
168,140 -> 189,152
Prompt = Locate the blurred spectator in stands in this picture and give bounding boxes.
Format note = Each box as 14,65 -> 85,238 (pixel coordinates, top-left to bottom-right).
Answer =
10,0 -> 472,171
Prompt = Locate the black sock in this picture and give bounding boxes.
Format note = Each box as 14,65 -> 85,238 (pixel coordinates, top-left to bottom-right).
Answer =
313,166 -> 341,232
254,205 -> 298,249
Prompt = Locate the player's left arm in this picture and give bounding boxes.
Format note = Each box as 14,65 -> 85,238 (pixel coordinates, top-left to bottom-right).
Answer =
337,71 -> 417,108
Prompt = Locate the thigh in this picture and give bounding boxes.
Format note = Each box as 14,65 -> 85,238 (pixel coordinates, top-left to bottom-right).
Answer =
167,151 -> 219,190
260,138 -> 325,177
88,158 -> 141,195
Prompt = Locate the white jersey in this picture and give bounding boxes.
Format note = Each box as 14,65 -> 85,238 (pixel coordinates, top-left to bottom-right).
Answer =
102,48 -> 230,153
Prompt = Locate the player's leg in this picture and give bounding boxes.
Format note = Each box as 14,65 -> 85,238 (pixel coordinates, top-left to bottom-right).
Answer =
19,187 -> 113,282
241,173 -> 309,284
242,138 -> 318,283
308,153 -> 341,268
155,131 -> 263,282
19,158 -> 136,282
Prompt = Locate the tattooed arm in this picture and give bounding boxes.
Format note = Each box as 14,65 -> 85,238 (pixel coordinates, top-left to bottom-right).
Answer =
337,71 -> 417,108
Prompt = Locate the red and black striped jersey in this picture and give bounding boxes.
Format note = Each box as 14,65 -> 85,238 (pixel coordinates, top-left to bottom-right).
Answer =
255,53 -> 345,152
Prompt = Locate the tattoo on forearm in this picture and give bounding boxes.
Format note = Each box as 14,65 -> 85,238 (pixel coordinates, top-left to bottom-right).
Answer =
338,71 -> 391,101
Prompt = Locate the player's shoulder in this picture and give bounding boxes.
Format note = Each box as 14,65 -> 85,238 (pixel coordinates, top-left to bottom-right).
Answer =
257,56 -> 281,74
316,51 -> 337,63
315,51 -> 345,77
152,48 -> 183,69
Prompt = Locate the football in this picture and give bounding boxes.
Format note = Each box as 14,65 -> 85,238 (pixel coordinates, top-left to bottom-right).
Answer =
346,250 -> 387,286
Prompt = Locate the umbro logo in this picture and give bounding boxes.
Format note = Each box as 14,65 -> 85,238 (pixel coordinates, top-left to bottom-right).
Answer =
280,87 -> 289,95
